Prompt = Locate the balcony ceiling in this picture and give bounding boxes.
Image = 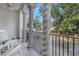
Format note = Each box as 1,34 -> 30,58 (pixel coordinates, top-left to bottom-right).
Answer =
0,3 -> 23,11
0,3 -> 36,12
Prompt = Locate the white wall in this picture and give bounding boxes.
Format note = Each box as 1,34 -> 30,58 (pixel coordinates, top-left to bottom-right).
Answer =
0,7 -> 19,39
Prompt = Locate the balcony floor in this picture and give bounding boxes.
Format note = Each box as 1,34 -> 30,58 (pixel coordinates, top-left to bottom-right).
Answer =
3,39 -> 41,56
11,42 -> 40,56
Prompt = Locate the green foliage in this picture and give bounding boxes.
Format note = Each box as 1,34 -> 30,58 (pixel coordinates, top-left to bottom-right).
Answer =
26,19 -> 42,30
60,19 -> 73,32
33,19 -> 42,30
51,3 -> 79,33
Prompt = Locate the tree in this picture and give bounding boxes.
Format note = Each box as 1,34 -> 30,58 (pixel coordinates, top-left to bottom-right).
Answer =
51,3 -> 79,33
60,18 -> 74,32
33,18 -> 42,30
27,18 -> 42,30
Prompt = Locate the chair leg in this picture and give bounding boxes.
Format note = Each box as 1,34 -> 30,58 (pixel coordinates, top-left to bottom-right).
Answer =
9,40 -> 14,49
18,47 -> 22,56
8,44 -> 11,51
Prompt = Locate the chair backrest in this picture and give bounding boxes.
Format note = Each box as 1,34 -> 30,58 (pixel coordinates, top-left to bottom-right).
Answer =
0,30 -> 9,41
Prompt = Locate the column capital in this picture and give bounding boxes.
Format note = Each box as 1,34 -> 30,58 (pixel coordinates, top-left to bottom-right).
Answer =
43,3 -> 52,8
41,4 -> 51,17
28,3 -> 35,10
22,4 -> 29,13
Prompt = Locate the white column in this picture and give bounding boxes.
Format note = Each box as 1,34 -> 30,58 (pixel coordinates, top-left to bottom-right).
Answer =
42,3 -> 51,56
27,4 -> 35,48
22,4 -> 29,42
19,10 -> 23,39
22,12 -> 27,42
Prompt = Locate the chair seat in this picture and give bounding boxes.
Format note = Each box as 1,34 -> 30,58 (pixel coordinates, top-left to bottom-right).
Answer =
0,30 -> 22,56
0,30 -> 11,55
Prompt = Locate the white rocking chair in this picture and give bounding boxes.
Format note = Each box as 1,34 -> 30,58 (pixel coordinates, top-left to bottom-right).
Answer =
0,30 -> 22,56
0,30 -> 12,55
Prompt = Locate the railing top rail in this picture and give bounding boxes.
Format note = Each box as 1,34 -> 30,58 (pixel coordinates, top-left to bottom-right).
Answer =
27,30 -> 43,33
50,33 -> 79,39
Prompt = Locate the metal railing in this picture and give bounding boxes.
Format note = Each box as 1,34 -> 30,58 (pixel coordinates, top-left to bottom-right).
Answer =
50,33 -> 79,56
26,30 -> 79,56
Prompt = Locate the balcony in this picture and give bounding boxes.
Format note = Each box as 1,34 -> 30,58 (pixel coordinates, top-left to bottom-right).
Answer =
0,3 -> 79,56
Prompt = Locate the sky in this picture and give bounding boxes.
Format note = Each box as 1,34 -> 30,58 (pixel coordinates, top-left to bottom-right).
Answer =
33,3 -> 43,22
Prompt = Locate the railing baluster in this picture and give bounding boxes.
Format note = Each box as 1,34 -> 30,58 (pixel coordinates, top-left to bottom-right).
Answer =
73,37 -> 75,56
59,35 -> 60,56
52,35 -> 54,56
63,36 -> 64,56
55,35 -> 57,56
50,33 -> 78,56
67,36 -> 69,56
53,35 -> 55,56
56,35 -> 58,56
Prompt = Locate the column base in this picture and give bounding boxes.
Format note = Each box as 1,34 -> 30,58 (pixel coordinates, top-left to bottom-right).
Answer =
27,45 -> 33,50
